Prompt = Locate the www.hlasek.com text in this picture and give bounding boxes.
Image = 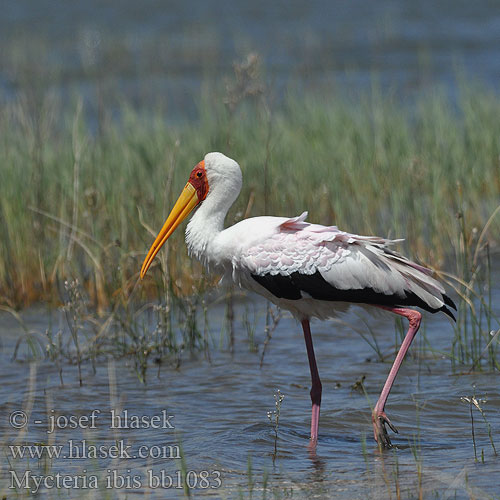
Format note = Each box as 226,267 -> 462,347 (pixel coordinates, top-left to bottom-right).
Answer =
9,439 -> 180,460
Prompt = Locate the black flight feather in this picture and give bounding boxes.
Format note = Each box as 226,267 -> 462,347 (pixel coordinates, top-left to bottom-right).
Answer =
252,271 -> 456,321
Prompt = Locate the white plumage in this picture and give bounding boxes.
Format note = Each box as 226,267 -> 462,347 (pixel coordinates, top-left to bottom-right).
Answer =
141,151 -> 456,450
184,154 -> 452,320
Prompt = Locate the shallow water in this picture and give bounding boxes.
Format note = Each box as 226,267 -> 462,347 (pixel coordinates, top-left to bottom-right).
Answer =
2,3 -> 500,497
1,290 -> 500,499
2,1 -> 500,116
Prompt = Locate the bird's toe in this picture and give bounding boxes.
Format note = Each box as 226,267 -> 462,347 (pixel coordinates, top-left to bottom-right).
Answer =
372,411 -> 398,449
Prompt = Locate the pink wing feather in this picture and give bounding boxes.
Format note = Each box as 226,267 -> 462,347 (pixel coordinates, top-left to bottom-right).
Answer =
237,212 -> 447,310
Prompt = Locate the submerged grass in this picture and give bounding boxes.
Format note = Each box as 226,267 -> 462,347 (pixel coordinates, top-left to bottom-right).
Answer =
0,60 -> 499,373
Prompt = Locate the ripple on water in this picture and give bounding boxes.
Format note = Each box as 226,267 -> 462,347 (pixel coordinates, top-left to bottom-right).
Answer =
1,296 -> 499,498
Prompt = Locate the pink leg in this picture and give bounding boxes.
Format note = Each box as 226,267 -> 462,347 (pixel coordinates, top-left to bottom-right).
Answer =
372,306 -> 422,449
301,319 -> 322,445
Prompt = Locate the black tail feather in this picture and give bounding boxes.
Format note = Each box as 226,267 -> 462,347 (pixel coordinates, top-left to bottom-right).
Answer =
440,305 -> 456,322
443,293 -> 457,311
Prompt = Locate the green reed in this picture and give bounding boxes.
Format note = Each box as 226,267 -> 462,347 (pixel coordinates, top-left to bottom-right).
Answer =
446,200 -> 500,371
1,74 -> 499,310
1,58 -> 499,373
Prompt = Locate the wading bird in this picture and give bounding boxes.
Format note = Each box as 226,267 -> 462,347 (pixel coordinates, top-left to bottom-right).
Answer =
140,152 -> 456,449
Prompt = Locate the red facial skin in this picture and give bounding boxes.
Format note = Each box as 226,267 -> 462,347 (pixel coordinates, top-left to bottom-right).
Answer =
188,160 -> 209,202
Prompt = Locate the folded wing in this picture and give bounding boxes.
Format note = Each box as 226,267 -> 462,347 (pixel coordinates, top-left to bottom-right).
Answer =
238,212 -> 456,319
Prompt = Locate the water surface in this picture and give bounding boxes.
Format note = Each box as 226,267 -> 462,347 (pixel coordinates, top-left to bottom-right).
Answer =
2,0 -> 500,116
1,291 -> 499,499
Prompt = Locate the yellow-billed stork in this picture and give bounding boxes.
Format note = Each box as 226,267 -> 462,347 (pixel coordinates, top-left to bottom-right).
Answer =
140,152 -> 456,449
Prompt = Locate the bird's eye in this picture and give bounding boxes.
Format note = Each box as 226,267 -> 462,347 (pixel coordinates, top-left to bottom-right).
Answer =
196,171 -> 203,178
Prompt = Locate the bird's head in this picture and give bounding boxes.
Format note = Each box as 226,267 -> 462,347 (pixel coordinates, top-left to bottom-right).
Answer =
140,152 -> 242,279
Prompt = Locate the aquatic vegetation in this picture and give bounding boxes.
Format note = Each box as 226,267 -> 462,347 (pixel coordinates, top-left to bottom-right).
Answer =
0,58 -> 499,377
445,203 -> 500,371
267,389 -> 285,461
259,305 -> 281,367
1,70 -> 500,309
63,279 -> 86,386
461,392 -> 498,462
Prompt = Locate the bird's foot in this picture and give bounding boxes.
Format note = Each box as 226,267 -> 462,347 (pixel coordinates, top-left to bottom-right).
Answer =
372,410 -> 398,449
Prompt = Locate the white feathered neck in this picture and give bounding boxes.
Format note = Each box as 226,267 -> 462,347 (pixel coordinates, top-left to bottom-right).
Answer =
185,152 -> 242,264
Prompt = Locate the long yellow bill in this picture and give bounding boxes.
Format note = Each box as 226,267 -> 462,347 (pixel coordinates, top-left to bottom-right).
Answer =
140,183 -> 199,279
